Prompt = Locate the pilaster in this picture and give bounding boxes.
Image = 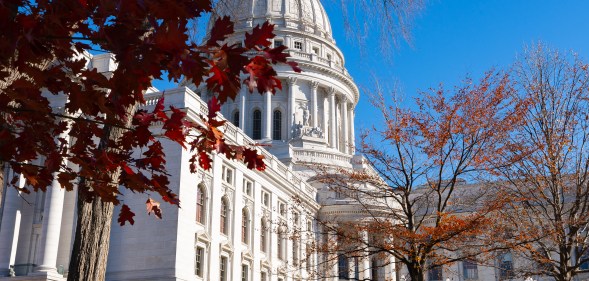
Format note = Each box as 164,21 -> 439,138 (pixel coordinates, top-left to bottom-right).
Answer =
342,97 -> 349,154
310,81 -> 319,128
264,91 -> 272,141
328,88 -> 337,149
287,77 -> 297,140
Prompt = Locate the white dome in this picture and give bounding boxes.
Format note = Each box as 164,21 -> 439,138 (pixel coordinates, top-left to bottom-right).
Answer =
214,0 -> 333,40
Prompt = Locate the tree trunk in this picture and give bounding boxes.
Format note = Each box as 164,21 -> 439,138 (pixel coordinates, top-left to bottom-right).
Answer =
67,101 -> 138,281
67,192 -> 114,281
0,161 -> 4,210
407,262 -> 425,281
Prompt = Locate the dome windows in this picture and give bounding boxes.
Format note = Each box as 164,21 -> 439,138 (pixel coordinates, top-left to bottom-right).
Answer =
294,41 -> 303,51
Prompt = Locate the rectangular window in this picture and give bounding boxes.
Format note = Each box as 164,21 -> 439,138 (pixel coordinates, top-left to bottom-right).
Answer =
279,202 -> 286,216
371,258 -> 380,281
274,40 -> 283,47
241,264 -> 248,281
262,191 -> 270,207
220,256 -> 228,281
261,272 -> 267,281
195,246 -> 204,277
499,252 -> 514,280
260,223 -> 267,252
312,46 -> 319,55
243,179 -> 253,196
463,260 -> 478,280
277,233 -> 284,260
428,265 -> 443,281
222,166 -> 234,185
293,239 -> 299,266
338,254 -> 349,279
579,247 -> 589,270
294,41 -> 302,50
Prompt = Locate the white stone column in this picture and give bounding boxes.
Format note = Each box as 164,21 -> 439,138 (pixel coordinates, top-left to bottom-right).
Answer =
251,182 -> 263,281
323,95 -> 329,143
56,185 -> 77,275
0,171 -> 24,277
287,77 -> 297,140
231,170 -> 244,281
329,89 -> 337,149
240,88 -> 246,131
34,130 -> 69,277
361,230 -> 371,280
264,91 -> 272,141
207,154 -> 224,281
342,97 -> 349,154
329,228 -> 339,281
310,81 -> 319,128
350,109 -> 355,154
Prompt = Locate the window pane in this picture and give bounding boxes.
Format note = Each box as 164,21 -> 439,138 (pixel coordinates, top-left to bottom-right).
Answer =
371,258 -> 379,281
261,220 -> 267,252
500,252 -> 514,280
241,264 -> 248,281
220,257 -> 227,281
273,110 -> 282,140
196,187 -> 205,224
233,111 -> 240,127
195,247 -> 204,277
463,260 -> 478,280
253,110 -> 262,139
428,265 -> 443,281
338,254 -> 349,279
220,199 -> 228,234
242,209 -> 248,244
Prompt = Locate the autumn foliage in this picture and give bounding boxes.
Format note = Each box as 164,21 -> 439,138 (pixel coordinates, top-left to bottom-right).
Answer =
314,71 -> 527,281
0,0 -> 299,221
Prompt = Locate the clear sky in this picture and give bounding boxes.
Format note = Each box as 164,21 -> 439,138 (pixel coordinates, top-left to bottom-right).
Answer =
152,1 -> 589,136
320,0 -> 589,131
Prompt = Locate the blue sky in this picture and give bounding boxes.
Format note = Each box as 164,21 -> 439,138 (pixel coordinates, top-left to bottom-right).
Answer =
153,1 -> 589,135
321,0 -> 589,131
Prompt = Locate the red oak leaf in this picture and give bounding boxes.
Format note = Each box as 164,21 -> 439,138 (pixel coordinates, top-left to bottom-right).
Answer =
244,22 -> 274,49
244,56 -> 281,94
263,45 -> 289,64
206,16 -> 234,47
243,148 -> 266,171
118,204 -> 136,226
199,151 -> 212,170
207,96 -> 221,119
146,198 -> 163,219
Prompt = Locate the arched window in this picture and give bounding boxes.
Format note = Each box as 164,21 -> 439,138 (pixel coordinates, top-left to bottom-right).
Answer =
253,109 -> 262,139
260,220 -> 268,253
196,184 -> 206,224
272,110 -> 282,140
241,208 -> 249,244
232,111 -> 240,127
220,198 -> 229,235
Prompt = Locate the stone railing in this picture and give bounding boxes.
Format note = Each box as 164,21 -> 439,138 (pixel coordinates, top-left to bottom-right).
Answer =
291,148 -> 352,168
288,51 -> 350,77
140,87 -> 318,201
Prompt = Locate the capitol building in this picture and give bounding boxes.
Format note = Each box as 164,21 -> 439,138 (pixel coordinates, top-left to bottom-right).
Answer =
0,0 -> 397,280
